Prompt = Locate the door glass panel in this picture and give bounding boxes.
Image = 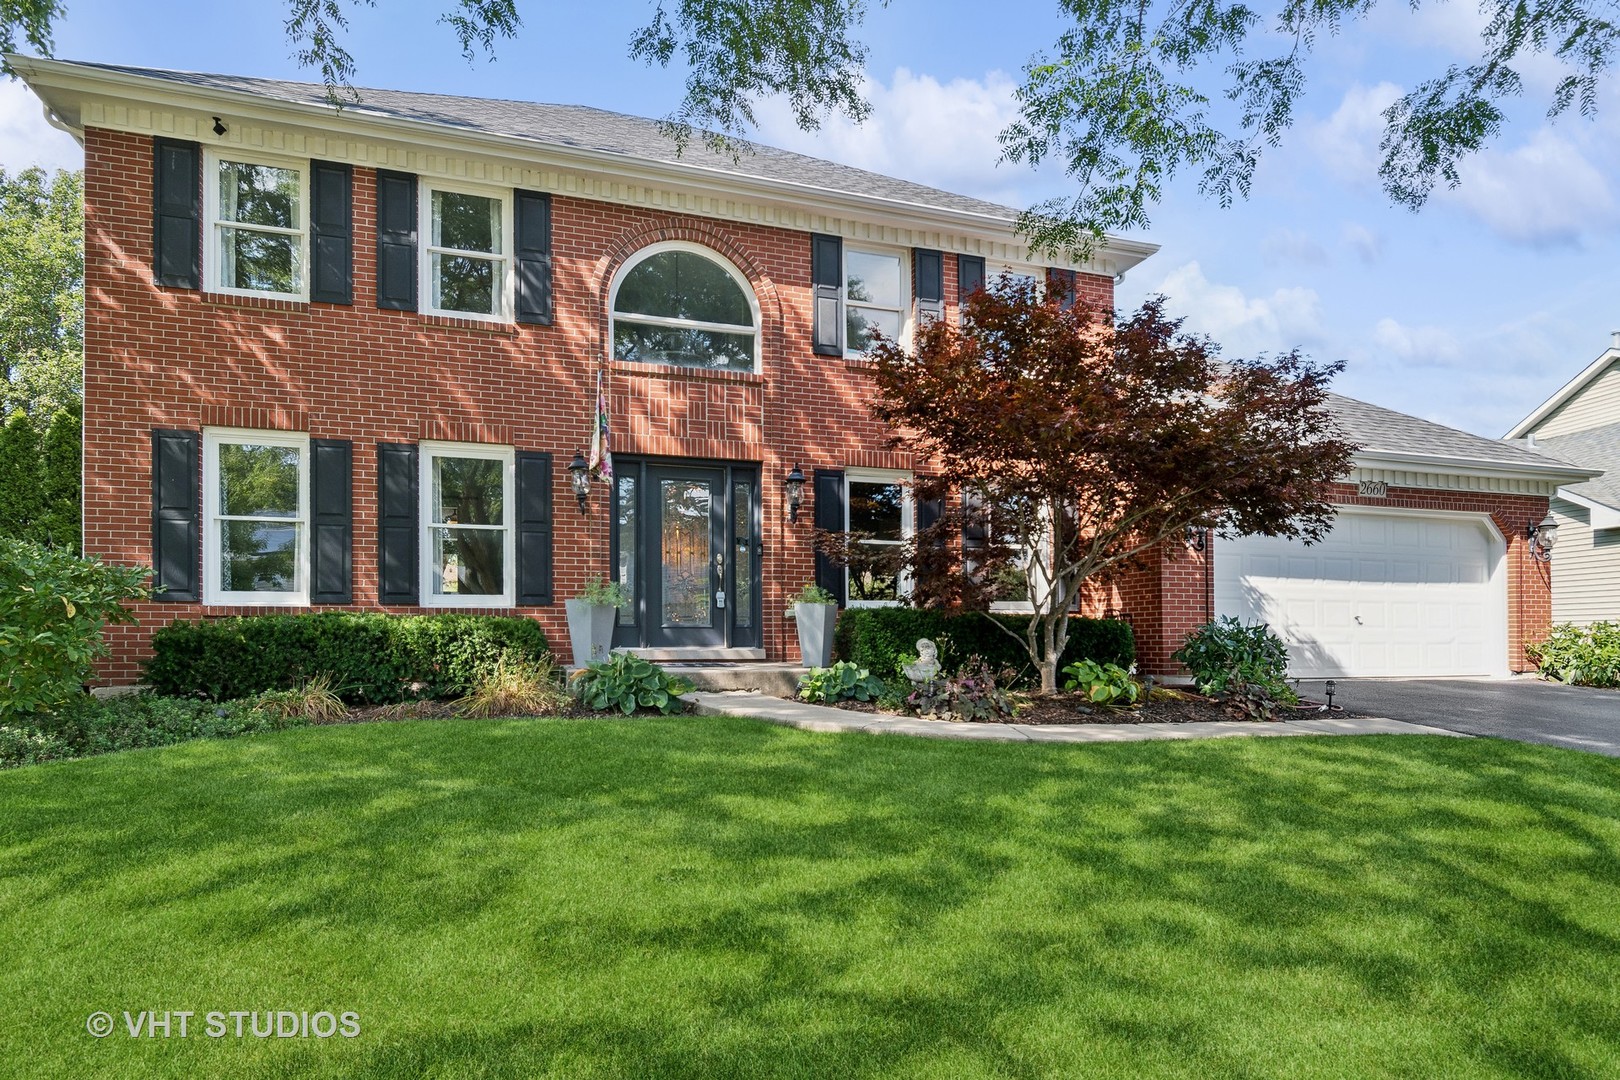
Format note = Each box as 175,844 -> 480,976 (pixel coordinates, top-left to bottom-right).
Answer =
617,475 -> 637,627
733,481 -> 753,628
661,479 -> 712,628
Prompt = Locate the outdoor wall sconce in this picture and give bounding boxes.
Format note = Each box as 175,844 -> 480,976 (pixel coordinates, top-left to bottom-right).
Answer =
783,463 -> 806,522
1526,513 -> 1559,562
1185,525 -> 1207,551
212,116 -> 228,137
568,450 -> 591,515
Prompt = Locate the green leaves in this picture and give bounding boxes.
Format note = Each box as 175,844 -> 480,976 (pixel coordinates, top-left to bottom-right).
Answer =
1527,621 -> 1620,687
568,653 -> 693,716
0,539 -> 150,723
797,661 -> 885,703
1061,659 -> 1141,707
0,167 -> 82,420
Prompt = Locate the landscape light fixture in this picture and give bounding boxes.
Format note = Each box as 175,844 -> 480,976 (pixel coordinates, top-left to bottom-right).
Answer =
1324,680 -> 1336,710
1525,513 -> 1559,562
783,463 -> 806,522
568,450 -> 591,515
212,116 -> 227,137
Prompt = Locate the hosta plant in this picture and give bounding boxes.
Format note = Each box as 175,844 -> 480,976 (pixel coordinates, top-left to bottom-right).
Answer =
569,654 -> 695,715
1061,659 -> 1141,708
797,662 -> 886,703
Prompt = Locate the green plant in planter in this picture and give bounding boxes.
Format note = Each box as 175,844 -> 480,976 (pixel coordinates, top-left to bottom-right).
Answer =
569,653 -> 694,715
1062,659 -> 1141,708
798,662 -> 886,703
576,577 -> 631,607
785,582 -> 836,617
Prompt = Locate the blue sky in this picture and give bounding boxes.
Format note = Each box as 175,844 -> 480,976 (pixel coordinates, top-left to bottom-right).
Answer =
3,0 -> 1615,438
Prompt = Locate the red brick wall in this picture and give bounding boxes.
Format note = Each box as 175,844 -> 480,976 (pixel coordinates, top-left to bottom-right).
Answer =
1111,483 -> 1553,676
83,126 -> 1115,680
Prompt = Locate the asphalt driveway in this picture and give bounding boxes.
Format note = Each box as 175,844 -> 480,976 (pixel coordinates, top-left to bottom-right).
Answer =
1294,677 -> 1620,756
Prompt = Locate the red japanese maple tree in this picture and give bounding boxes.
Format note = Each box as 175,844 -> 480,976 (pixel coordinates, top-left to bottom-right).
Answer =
861,277 -> 1358,693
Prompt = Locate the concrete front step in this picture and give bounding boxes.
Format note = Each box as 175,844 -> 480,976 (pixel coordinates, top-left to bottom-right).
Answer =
664,664 -> 808,696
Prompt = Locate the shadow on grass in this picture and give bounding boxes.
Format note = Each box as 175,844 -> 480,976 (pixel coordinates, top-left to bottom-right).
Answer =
2,719 -> 1619,1078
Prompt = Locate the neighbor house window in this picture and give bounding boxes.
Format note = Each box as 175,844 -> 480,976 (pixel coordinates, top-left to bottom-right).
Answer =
420,442 -> 515,607
610,243 -> 759,372
421,184 -> 512,320
205,153 -> 307,299
846,470 -> 912,604
202,428 -> 309,605
845,248 -> 907,356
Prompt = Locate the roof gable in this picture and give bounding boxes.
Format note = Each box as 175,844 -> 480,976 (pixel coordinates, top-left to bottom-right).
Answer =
1506,336 -> 1620,439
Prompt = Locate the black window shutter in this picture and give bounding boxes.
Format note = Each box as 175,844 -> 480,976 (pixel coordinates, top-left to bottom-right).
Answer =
377,442 -> 419,604
515,451 -> 554,605
310,439 -> 353,604
152,138 -> 201,290
957,254 -> 985,305
813,469 -> 846,606
151,429 -> 199,602
310,161 -> 354,305
811,233 -> 843,356
915,249 -> 944,322
1048,267 -> 1078,310
514,190 -> 553,326
375,171 -> 418,311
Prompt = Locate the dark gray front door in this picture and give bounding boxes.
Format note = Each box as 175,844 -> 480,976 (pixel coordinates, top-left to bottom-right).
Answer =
612,461 -> 760,650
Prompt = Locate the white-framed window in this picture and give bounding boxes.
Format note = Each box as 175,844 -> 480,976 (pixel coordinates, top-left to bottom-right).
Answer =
420,441 -> 516,607
204,151 -> 308,300
845,247 -> 909,357
846,469 -> 913,605
610,241 -> 760,372
202,428 -> 310,605
420,182 -> 514,322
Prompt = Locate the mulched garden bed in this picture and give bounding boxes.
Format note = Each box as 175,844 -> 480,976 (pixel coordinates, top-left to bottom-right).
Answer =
825,690 -> 1343,725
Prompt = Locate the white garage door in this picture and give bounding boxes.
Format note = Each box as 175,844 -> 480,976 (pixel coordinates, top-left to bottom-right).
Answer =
1213,511 -> 1502,678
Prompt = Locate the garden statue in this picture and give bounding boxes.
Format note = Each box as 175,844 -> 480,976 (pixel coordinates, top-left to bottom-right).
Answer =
902,639 -> 941,688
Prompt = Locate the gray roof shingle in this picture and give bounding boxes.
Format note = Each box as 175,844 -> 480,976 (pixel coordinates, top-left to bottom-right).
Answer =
1326,392 -> 1592,474
73,62 -> 1025,223
1532,423 -> 1620,508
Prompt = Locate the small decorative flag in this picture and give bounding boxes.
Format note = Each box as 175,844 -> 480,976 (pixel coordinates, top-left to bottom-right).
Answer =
588,368 -> 613,480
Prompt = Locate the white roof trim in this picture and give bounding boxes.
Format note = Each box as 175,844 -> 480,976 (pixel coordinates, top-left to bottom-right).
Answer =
7,54 -> 1160,277
1554,487 -> 1620,529
1505,345 -> 1620,439
1352,449 -> 1600,484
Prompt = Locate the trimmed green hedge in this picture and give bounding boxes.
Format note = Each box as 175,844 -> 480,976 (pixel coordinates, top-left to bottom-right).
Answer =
144,613 -> 551,704
833,608 -> 1134,686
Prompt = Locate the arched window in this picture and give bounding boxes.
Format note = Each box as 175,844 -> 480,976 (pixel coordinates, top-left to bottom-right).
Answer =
611,244 -> 759,372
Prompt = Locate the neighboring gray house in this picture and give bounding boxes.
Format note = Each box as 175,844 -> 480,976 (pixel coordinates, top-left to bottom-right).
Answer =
1507,334 -> 1620,625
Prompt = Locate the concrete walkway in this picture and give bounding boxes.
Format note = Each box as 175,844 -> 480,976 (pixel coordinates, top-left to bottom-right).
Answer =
689,692 -> 1466,744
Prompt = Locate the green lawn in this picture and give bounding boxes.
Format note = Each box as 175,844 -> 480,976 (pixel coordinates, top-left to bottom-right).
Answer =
2,719 -> 1619,1079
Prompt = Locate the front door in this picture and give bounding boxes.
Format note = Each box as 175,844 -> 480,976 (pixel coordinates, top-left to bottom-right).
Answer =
612,461 -> 761,650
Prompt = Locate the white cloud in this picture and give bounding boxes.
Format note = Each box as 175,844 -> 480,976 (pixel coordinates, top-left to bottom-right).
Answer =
0,79 -> 82,173
1307,82 -> 1403,188
750,67 -> 1040,207
1146,261 -> 1325,358
1372,317 -> 1463,367
1341,223 -> 1383,263
1442,128 -> 1615,246
1261,228 -> 1329,267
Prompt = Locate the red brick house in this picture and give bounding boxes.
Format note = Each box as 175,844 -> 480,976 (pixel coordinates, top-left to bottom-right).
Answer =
12,57 -> 1596,683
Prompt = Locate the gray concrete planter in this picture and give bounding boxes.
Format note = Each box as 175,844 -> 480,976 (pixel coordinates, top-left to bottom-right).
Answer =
565,599 -> 618,668
794,602 -> 838,668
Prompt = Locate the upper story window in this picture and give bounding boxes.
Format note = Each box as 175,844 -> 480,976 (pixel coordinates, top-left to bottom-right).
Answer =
611,243 -> 759,372
422,184 -> 513,321
846,470 -> 913,605
202,428 -> 309,605
206,153 -> 307,300
420,441 -> 515,607
845,248 -> 907,356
